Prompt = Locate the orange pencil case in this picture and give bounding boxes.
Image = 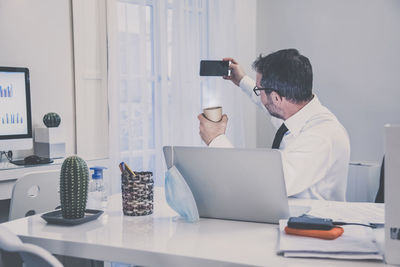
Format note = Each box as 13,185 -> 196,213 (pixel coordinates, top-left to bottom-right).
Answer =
284,226 -> 344,240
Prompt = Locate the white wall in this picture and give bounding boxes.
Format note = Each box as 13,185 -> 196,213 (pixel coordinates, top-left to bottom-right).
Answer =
0,0 -> 76,157
72,0 -> 109,160
256,0 -> 400,163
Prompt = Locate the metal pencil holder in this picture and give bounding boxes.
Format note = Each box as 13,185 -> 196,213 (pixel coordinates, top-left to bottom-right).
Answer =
121,171 -> 154,216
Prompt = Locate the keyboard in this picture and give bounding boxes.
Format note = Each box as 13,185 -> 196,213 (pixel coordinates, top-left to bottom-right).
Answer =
11,157 -> 53,166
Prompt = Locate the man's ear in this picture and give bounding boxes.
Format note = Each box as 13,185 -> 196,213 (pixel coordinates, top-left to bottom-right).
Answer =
270,91 -> 282,103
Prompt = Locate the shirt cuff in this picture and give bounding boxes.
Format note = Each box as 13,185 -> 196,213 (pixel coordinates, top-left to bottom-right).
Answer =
209,134 -> 234,148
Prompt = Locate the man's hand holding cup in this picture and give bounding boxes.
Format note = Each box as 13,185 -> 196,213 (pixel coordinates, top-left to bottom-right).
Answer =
198,106 -> 228,145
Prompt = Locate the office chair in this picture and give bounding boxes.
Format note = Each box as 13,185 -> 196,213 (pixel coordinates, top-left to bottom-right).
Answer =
375,157 -> 385,203
0,225 -> 63,267
9,170 -> 60,221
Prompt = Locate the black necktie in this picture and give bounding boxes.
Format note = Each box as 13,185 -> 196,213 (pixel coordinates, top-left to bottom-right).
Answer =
272,123 -> 288,149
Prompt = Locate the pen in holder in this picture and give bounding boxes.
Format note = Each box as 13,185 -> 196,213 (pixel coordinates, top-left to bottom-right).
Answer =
121,170 -> 154,216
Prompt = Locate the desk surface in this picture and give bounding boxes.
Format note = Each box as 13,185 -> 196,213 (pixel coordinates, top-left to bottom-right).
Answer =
1,188 -> 386,267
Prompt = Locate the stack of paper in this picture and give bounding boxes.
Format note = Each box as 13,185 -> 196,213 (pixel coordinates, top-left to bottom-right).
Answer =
278,220 -> 383,260
306,201 -> 384,225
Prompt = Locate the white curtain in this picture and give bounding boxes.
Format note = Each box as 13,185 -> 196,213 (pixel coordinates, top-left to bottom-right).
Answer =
168,0 -> 257,147
206,0 -> 257,147
107,0 -> 257,192
166,0 -> 205,146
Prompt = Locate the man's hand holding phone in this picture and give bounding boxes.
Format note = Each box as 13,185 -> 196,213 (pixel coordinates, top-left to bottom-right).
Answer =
199,58 -> 246,87
222,57 -> 246,86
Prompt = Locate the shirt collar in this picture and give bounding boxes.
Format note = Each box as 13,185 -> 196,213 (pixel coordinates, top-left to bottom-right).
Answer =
284,95 -> 322,137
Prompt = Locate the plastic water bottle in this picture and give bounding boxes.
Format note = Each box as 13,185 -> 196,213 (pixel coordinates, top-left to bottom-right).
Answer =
87,166 -> 108,210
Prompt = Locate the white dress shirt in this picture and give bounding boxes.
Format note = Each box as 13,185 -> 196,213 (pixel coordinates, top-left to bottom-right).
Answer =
210,76 -> 350,201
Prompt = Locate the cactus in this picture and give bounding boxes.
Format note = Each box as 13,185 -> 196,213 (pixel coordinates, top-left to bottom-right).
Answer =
43,112 -> 61,128
60,156 -> 89,219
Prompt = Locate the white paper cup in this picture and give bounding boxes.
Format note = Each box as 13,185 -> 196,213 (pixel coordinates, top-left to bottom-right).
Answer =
203,106 -> 222,122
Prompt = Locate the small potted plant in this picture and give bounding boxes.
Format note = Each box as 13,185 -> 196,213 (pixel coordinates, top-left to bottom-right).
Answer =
43,112 -> 61,128
60,155 -> 89,219
34,112 -> 65,158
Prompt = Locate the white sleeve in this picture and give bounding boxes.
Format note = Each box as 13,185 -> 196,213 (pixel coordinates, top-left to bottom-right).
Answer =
209,134 -> 234,148
239,76 -> 268,115
239,75 -> 282,128
280,133 -> 333,196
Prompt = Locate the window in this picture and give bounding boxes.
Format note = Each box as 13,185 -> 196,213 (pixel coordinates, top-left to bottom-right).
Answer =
116,0 -> 209,185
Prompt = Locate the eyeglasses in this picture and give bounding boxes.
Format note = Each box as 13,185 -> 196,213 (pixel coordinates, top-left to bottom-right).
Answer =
253,86 -> 275,96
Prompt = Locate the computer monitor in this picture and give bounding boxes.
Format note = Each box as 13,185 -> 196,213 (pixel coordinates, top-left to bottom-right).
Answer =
0,67 -> 32,151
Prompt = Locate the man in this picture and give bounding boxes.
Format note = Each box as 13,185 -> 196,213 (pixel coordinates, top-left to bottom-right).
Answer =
198,49 -> 350,201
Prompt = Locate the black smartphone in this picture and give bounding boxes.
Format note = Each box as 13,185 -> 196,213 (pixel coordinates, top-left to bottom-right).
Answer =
199,60 -> 230,76
287,216 -> 334,230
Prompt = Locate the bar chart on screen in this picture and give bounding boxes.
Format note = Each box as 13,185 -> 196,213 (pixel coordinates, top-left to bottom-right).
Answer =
1,113 -> 22,124
0,84 -> 14,98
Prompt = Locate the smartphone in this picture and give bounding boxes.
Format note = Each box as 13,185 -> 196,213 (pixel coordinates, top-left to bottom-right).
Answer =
199,60 -> 230,76
287,216 -> 334,230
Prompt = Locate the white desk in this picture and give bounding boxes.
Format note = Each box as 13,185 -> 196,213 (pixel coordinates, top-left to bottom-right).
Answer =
1,188 -> 386,267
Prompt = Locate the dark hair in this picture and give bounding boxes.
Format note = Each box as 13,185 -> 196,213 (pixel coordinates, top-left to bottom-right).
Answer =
252,49 -> 313,103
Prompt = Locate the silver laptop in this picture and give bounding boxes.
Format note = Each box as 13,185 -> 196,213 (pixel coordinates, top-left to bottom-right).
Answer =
163,146 -> 290,224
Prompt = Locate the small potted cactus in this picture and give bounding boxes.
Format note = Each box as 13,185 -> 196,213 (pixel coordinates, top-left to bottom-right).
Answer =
43,112 -> 61,128
60,156 -> 89,219
34,112 -> 65,159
